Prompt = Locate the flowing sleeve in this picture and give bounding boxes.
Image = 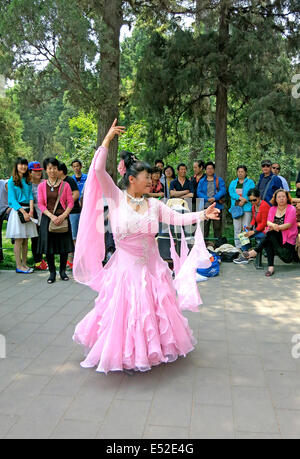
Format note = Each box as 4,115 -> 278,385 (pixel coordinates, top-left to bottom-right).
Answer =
173,222 -> 212,311
73,146 -> 119,292
153,199 -> 212,312
156,199 -> 206,226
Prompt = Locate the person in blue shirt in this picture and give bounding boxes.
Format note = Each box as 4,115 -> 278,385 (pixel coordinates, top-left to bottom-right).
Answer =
197,161 -> 226,240
271,163 -> 289,191
257,160 -> 283,206
71,159 -> 87,199
6,157 -> 38,273
228,165 -> 255,249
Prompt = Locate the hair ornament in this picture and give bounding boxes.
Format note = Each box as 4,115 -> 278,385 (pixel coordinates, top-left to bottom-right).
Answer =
118,159 -> 127,177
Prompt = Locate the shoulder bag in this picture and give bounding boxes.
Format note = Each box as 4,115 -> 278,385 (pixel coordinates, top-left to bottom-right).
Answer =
49,182 -> 69,233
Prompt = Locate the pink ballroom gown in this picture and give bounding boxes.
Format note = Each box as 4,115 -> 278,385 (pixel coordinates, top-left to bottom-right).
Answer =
72,146 -> 211,374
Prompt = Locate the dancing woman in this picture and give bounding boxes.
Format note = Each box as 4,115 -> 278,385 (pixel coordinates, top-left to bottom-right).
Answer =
73,120 -> 220,374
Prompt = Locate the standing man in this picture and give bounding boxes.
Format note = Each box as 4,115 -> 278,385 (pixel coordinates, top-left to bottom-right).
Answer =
155,159 -> 166,187
155,159 -> 165,171
271,163 -> 289,191
257,160 -> 283,206
190,160 -> 205,195
190,160 -> 205,212
170,163 -> 194,199
197,161 -> 226,240
71,159 -> 87,200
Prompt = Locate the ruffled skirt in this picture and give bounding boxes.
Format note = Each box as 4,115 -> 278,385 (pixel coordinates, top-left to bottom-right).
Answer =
6,208 -> 38,239
73,250 -> 196,374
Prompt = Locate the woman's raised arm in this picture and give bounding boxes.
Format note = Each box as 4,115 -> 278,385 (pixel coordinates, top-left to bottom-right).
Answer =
156,199 -> 220,226
94,119 -> 126,201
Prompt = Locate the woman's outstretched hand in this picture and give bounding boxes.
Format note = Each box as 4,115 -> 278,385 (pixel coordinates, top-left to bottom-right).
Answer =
205,202 -> 220,220
102,119 -> 126,148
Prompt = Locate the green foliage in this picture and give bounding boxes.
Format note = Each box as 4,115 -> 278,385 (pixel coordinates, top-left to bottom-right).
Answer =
7,66 -> 72,162
58,111 -> 97,173
0,96 -> 31,177
118,122 -> 148,158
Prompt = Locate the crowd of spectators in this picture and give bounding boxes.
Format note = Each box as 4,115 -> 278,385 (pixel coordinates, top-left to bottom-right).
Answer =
0,153 -> 299,280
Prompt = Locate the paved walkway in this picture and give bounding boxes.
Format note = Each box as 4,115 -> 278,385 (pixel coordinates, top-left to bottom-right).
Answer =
0,261 -> 299,439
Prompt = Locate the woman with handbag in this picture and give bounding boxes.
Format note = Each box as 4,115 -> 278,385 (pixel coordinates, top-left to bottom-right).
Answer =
228,165 -> 255,249
37,157 -> 74,284
6,157 -> 38,274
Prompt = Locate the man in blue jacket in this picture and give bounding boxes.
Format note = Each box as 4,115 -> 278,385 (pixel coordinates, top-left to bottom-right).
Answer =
197,161 -> 226,240
257,160 -> 283,206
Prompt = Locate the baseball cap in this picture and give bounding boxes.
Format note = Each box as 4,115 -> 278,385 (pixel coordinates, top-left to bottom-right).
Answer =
28,161 -> 43,171
261,160 -> 272,167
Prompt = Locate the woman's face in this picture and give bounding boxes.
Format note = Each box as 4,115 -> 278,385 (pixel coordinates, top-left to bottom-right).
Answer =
165,167 -> 173,178
237,168 -> 246,180
128,170 -> 152,194
31,170 -> 42,182
276,191 -> 287,206
249,195 -> 260,206
17,163 -> 28,176
152,172 -> 160,183
46,164 -> 58,180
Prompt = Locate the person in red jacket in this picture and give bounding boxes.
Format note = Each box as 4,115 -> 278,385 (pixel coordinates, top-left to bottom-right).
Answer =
234,188 -> 270,264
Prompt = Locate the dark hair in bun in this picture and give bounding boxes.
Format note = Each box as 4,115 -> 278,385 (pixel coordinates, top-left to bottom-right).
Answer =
120,151 -> 152,188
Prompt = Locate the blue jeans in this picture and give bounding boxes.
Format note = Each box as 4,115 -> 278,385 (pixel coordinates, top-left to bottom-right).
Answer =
69,213 -> 81,240
241,231 -> 266,252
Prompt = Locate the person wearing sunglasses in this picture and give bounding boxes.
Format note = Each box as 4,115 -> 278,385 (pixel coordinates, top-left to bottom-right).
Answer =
257,160 -> 283,207
271,163 -> 289,191
233,188 -> 270,264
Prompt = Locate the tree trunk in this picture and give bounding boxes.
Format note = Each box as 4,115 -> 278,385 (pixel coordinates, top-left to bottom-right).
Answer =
194,0 -> 211,149
215,0 -> 229,182
96,0 -> 123,183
